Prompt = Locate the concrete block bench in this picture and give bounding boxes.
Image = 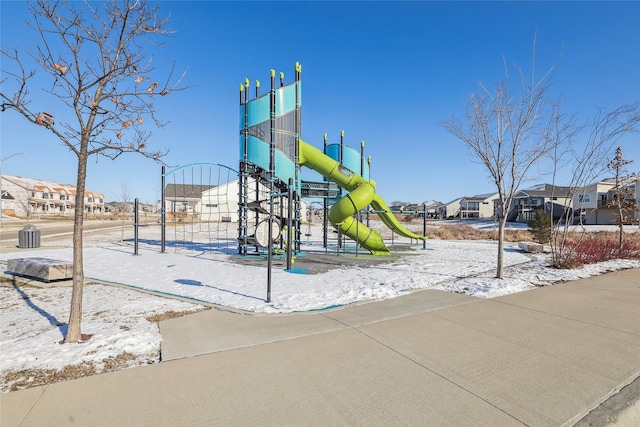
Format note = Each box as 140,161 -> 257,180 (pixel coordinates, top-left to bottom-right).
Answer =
518,241 -> 544,253
7,257 -> 73,282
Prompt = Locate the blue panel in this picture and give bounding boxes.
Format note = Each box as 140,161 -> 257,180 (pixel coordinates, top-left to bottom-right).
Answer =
239,104 -> 245,129
342,145 -> 364,176
275,83 -> 298,116
247,136 -> 270,171
243,136 -> 296,184
325,143 -> 369,178
326,144 -> 340,162
274,151 -> 295,183
247,94 -> 270,127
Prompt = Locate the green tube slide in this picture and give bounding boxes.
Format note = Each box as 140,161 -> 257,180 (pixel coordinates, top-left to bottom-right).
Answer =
299,139 -> 425,255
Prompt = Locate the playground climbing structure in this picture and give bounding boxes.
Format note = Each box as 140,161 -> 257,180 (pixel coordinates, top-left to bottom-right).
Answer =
239,63 -> 424,257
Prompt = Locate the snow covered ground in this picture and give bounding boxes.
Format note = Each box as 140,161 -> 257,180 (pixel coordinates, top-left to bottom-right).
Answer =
1,219 -> 638,392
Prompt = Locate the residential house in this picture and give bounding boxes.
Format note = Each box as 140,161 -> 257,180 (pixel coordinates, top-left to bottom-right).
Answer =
439,197 -> 462,219
512,184 -> 573,223
574,178 -> 639,225
164,183 -> 216,219
1,174 -> 105,217
196,178 -> 307,224
459,193 -> 500,220
165,179 -> 307,224
388,203 -> 406,214
405,201 -> 444,218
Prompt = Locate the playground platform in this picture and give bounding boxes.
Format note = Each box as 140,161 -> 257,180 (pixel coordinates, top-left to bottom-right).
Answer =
2,268 -> 639,426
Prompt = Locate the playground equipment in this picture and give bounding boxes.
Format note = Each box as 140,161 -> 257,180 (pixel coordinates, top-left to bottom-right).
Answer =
299,139 -> 423,254
159,163 -> 239,254
238,62 -> 425,259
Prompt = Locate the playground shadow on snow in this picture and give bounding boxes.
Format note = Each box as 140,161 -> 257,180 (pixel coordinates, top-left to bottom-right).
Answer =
228,251 -> 403,275
174,278 -> 263,302
124,238 -> 238,255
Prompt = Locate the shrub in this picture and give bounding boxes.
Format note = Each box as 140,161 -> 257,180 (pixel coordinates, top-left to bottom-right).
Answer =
553,238 -> 640,269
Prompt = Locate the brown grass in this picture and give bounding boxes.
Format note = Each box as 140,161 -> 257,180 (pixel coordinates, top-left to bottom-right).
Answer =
428,224 -> 533,242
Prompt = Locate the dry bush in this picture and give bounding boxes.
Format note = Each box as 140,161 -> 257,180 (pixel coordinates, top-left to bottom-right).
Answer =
508,229 -> 534,242
428,224 -> 532,242
553,238 -> 640,269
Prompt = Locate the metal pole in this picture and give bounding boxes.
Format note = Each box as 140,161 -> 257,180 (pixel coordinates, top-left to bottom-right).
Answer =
267,69 -> 276,303
358,139 -> 365,256
323,133 -> 328,250
355,213 -> 359,257
279,192 -> 284,251
239,82 -> 248,255
337,130 -> 344,251
423,203 -> 427,250
367,156 -> 371,227
294,62 -> 302,253
134,198 -> 139,255
286,178 -> 293,270
360,140 -> 365,177
161,166 -> 166,253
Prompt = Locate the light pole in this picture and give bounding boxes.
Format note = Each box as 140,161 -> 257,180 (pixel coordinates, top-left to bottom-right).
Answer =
0,152 -> 28,224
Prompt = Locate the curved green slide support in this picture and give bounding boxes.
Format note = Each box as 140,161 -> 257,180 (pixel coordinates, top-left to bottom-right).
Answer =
299,139 -> 425,255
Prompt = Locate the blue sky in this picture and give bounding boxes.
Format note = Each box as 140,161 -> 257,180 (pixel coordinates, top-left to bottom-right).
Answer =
2,1 -> 639,204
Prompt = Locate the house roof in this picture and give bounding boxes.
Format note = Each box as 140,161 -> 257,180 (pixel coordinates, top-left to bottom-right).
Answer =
1,174 -> 101,197
461,192 -> 497,201
517,184 -> 573,198
164,183 -> 217,199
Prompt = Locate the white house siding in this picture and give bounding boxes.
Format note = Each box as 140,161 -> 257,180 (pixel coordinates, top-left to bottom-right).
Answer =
195,179 -> 308,225
197,180 -> 240,222
1,175 -> 104,217
441,198 -> 462,219
572,180 -> 639,225
1,179 -> 28,216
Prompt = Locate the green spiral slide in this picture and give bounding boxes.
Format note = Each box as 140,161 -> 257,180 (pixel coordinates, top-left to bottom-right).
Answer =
299,139 -> 426,255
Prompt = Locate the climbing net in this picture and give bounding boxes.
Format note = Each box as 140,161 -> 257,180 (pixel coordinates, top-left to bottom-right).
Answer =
163,163 -> 239,254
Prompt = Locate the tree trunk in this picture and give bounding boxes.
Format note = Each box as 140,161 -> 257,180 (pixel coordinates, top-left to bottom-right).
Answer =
496,218 -> 506,279
64,152 -> 88,343
618,202 -> 624,248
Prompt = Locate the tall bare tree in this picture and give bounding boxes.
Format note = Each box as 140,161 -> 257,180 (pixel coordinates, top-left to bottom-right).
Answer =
550,105 -> 639,267
607,146 -> 638,247
442,43 -> 572,278
1,0 -> 185,343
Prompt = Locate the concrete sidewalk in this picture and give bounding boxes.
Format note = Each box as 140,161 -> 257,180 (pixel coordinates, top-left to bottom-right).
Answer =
2,269 -> 639,426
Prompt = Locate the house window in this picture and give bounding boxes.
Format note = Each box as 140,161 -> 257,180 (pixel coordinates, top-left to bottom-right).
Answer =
578,193 -> 591,203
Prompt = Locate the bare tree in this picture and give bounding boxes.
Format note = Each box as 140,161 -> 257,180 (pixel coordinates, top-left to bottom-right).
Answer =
20,199 -> 34,222
442,43 -> 572,278
1,0 -> 186,343
119,182 -> 133,241
550,105 -> 639,267
606,146 -> 638,247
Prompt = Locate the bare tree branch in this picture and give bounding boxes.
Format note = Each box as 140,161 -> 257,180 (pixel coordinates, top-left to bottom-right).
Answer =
0,0 -> 187,343
441,39 -> 572,278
